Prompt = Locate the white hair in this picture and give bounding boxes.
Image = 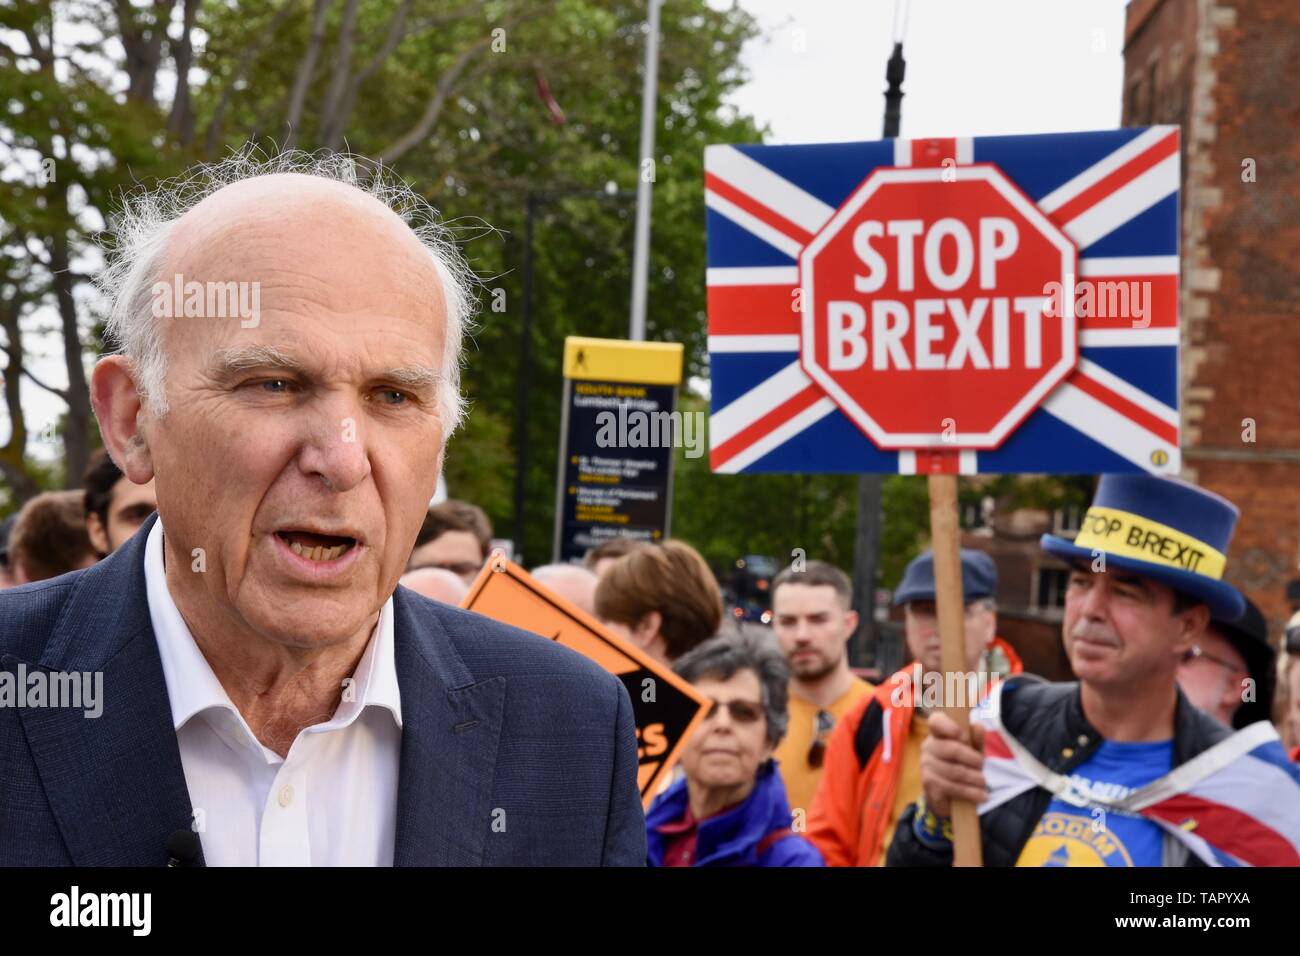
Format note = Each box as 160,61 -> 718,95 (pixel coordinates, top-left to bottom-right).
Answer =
96,148 -> 478,437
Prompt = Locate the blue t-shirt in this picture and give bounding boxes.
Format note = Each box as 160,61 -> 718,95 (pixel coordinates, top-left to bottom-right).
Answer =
1016,739 -> 1173,867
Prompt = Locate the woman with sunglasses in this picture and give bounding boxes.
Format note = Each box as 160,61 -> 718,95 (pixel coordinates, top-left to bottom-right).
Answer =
644,632 -> 824,867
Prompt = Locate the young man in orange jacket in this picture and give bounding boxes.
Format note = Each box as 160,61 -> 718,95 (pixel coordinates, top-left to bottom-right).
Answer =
806,549 -> 1022,866
769,560 -> 874,820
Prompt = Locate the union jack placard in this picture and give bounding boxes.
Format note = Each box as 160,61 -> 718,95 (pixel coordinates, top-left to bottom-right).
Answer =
705,128 -> 1181,476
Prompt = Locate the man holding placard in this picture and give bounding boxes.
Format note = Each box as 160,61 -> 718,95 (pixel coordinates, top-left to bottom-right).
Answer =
807,549 -> 1022,867
888,475 -> 1300,867
706,127 -> 1216,864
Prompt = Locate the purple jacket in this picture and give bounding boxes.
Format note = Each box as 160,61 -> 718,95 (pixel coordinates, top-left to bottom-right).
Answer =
646,759 -> 824,867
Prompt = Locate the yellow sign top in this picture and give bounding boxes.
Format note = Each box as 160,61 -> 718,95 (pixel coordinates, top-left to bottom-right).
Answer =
563,336 -> 684,385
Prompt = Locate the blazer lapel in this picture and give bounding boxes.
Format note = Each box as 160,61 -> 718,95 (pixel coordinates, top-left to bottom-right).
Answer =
14,518 -> 507,867
391,590 -> 506,866
12,514 -> 200,866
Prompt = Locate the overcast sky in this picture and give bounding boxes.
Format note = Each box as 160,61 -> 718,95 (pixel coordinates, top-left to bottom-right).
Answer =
9,1 -> 1131,458
720,0 -> 1128,141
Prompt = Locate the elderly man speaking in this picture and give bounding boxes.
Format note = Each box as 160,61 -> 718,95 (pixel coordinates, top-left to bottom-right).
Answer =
0,154 -> 645,866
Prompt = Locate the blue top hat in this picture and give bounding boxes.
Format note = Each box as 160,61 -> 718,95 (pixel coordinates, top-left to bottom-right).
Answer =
1040,474 -> 1246,620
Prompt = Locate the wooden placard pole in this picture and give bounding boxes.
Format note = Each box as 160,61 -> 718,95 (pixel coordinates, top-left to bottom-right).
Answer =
927,473 -> 984,867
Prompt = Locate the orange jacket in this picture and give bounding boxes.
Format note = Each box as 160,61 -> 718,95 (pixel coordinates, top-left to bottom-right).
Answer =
806,637 -> 1023,867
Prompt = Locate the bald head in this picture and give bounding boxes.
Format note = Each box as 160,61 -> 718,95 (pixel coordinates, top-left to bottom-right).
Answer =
100,154 -> 471,434
158,174 -> 446,407
531,563 -> 599,616
399,566 -> 470,605
167,174 -> 441,302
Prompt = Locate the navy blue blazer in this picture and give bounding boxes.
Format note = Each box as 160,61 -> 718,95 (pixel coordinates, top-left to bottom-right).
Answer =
0,513 -> 645,866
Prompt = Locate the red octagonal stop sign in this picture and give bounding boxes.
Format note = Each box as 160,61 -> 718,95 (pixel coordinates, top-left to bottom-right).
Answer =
799,165 -> 1078,449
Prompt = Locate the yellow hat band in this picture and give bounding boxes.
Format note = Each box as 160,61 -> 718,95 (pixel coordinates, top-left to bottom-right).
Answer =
1070,506 -> 1227,580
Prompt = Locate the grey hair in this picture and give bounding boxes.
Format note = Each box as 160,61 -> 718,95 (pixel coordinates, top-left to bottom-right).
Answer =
96,148 -> 478,437
673,630 -> 791,748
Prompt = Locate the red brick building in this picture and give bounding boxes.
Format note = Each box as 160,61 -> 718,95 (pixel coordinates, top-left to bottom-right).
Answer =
1123,0 -> 1300,631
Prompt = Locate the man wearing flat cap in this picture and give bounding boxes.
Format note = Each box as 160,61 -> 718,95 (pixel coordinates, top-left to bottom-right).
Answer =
807,548 -> 1023,867
0,154 -> 644,866
890,474 -> 1300,867
1177,597 -> 1275,731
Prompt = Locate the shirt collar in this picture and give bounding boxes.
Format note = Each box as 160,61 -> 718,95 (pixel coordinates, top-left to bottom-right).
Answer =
143,518 -> 402,738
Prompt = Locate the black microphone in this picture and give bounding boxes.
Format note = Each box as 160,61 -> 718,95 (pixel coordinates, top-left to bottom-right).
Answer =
166,829 -> 202,867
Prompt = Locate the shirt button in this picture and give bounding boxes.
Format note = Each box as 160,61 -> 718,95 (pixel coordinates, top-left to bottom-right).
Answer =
1077,735 -> 1089,746
278,785 -> 295,808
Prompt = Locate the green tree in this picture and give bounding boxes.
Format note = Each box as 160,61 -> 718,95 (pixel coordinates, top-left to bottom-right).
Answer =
2,0 -> 194,499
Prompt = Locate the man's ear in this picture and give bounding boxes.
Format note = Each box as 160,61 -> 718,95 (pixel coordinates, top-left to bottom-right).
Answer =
85,511 -> 111,557
973,602 -> 997,647
842,607 -> 860,641
636,610 -> 663,644
90,356 -> 156,484
1174,603 -> 1212,657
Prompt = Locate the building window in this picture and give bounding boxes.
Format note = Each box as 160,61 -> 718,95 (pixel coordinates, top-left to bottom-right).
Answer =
960,495 -> 993,532
1168,42 -> 1183,80
1128,77 -> 1144,123
1037,569 -> 1070,610
1053,506 -> 1083,536
1147,60 -> 1160,120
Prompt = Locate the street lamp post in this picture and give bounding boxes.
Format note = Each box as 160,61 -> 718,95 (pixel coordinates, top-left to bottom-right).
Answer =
852,11 -> 908,671
512,189 -> 637,564
628,0 -> 663,342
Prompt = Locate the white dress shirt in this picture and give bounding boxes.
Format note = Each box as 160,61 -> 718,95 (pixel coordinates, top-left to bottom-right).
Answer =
144,519 -> 403,866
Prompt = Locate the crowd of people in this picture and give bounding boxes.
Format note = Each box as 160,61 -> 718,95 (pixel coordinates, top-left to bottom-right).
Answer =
527,469 -> 1293,867
4,458 -> 1300,867
392,474 -> 1300,867
0,451 -> 156,585
598,472 -> 1298,867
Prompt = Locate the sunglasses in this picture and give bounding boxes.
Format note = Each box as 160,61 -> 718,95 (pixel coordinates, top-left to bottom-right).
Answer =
704,698 -> 765,724
808,709 -> 835,768
1182,645 -> 1241,672
1286,624 -> 1300,656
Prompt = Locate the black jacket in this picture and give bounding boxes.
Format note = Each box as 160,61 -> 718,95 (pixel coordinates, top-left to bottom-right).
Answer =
885,675 -> 1232,867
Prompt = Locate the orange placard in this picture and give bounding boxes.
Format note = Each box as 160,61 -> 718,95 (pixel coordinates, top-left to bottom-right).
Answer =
462,554 -> 710,807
